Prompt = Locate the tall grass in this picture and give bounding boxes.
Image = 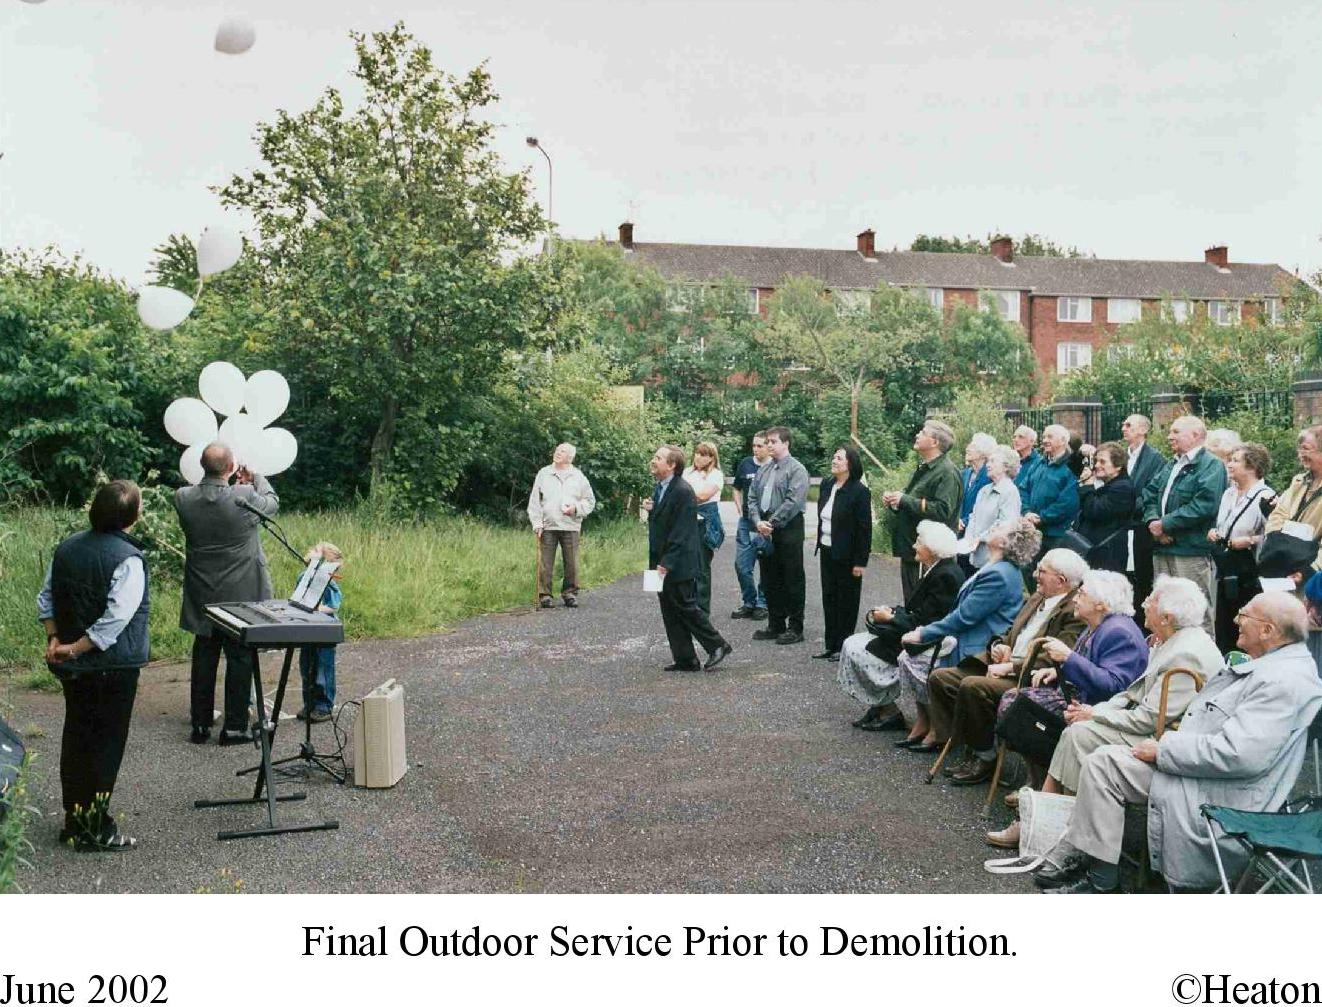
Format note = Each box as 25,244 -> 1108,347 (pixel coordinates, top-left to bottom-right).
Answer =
0,506 -> 647,680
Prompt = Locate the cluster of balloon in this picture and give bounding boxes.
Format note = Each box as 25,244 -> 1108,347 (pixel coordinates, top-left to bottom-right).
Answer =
165,364 -> 297,485
136,225 -> 245,331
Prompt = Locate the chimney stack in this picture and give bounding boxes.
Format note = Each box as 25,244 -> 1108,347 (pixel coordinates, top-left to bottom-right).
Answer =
990,235 -> 1013,263
1204,245 -> 1228,268
856,229 -> 876,258
619,222 -> 634,249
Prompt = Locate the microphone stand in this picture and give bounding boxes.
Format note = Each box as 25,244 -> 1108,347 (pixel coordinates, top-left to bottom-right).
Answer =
233,496 -> 348,786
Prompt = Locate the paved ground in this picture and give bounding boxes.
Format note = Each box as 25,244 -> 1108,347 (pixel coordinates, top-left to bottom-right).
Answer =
9,526 -> 1034,894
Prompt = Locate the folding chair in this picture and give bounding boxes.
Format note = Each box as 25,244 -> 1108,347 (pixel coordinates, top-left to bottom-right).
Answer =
1201,709 -> 1322,894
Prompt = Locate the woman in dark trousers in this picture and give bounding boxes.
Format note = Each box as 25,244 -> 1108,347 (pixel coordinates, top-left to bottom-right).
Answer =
37,480 -> 149,851
814,446 -> 872,660
1075,441 -> 1136,573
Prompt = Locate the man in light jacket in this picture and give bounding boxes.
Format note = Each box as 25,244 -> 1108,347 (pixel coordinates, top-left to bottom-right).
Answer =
175,442 -> 279,745
528,443 -> 597,609
1036,591 -> 1322,894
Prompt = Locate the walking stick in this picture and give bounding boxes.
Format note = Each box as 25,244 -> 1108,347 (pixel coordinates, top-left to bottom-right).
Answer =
534,530 -> 543,609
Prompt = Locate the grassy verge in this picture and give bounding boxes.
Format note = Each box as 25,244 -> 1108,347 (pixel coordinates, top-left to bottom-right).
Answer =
0,507 -> 647,686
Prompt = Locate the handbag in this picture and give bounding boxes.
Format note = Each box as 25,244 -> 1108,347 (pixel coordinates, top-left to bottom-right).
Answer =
995,692 -> 1066,767
984,789 -> 1076,874
1060,526 -> 1124,560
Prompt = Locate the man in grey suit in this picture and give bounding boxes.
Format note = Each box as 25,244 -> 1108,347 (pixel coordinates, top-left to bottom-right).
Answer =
175,442 -> 279,744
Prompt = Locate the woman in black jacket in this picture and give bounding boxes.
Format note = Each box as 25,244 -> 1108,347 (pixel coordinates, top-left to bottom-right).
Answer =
1075,442 -> 1136,573
838,520 -> 965,732
814,446 -> 872,660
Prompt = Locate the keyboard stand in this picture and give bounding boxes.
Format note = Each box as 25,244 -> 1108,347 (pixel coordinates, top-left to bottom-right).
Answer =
194,644 -> 340,841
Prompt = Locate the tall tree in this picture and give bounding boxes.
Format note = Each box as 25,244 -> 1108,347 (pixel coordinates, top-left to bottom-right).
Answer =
217,24 -> 563,498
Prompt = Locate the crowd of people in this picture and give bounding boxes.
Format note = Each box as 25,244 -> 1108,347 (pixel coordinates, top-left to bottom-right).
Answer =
833,414 -> 1322,893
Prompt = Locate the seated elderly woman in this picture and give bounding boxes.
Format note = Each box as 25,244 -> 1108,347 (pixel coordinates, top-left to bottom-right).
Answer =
983,569 -> 1147,846
986,575 -> 1221,849
838,520 -> 964,733
893,521 -> 1033,753
925,540 -> 1085,780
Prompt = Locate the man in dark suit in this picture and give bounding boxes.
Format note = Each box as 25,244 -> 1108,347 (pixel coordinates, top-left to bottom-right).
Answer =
1123,414 -> 1166,628
648,445 -> 733,672
175,441 -> 279,745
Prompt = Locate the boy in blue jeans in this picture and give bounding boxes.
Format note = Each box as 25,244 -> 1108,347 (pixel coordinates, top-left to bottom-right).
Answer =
297,541 -> 343,723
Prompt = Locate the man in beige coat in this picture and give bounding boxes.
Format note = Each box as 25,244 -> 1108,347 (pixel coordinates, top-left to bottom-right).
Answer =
1047,576 -> 1223,792
528,443 -> 596,608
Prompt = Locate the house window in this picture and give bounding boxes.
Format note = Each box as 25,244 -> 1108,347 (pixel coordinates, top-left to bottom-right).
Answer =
1107,298 -> 1142,324
1209,300 -> 1240,326
667,284 -> 699,313
834,289 -> 870,313
1107,343 -> 1136,363
1057,297 -> 1092,323
1056,341 -> 1092,374
747,288 -> 760,314
982,289 -> 1020,322
1264,297 -> 1283,325
1162,299 -> 1192,323
921,287 -> 944,311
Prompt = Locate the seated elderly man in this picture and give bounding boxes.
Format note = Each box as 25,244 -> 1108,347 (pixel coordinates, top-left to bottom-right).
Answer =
1035,591 -> 1322,894
925,541 -> 1086,784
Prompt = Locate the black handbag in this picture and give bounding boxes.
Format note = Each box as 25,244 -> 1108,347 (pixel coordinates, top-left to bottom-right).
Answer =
996,693 -> 1065,767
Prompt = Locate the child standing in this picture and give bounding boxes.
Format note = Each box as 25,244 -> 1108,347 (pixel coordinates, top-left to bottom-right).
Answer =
298,541 -> 343,723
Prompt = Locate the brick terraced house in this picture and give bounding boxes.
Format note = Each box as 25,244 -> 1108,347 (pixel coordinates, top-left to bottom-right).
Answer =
608,222 -> 1299,385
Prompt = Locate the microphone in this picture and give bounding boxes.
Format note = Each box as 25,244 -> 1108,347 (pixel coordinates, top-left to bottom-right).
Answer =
234,497 -> 270,522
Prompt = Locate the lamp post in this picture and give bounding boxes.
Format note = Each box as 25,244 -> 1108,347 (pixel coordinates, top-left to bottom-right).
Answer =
525,136 -> 552,230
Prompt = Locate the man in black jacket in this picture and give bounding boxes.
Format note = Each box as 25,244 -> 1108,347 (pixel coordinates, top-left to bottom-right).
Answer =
1123,413 -> 1166,628
648,445 -> 733,672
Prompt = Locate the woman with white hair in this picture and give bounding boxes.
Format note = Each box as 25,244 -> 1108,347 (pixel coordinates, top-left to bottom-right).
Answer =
1205,428 -> 1242,469
839,520 -> 964,733
958,432 -> 999,534
958,445 -> 1022,572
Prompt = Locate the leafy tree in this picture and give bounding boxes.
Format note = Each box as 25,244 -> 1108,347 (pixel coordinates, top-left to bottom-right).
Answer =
216,24 -> 564,503
938,303 -> 1037,401
909,233 -> 1087,257
0,251 -> 167,503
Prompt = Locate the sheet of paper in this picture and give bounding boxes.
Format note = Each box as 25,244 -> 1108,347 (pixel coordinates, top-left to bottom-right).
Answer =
643,569 -> 663,593
955,537 -> 976,555
1258,577 -> 1297,594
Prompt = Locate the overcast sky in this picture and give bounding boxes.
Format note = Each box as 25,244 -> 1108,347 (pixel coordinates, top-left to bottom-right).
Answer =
2,1 -> 1319,286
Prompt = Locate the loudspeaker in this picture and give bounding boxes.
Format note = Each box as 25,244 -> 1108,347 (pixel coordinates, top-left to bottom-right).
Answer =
352,679 -> 407,788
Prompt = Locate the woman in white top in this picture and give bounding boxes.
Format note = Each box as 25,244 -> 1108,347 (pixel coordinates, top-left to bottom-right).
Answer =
958,445 -> 1022,571
1208,442 -> 1273,651
683,442 -> 725,614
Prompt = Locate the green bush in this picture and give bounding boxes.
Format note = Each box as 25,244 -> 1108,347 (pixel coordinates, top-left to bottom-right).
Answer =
1211,409 -> 1300,490
0,757 -> 37,894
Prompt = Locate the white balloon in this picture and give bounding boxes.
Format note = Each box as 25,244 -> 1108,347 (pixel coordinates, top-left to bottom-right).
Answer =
163,397 -> 219,447
196,226 -> 242,277
179,443 -> 205,486
248,426 -> 298,476
243,370 -> 290,427
217,413 -> 263,465
137,286 -> 195,331
214,17 -> 256,54
198,361 -> 247,416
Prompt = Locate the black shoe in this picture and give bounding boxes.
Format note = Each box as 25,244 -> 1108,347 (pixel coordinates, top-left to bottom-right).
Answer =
893,736 -> 923,747
563,596 -> 578,608
1043,875 -> 1117,895
704,643 -> 733,671
752,628 -> 781,641
775,631 -> 804,645
872,713 -> 907,732
664,661 -> 701,672
1032,856 -> 1087,890
539,597 -> 553,609
730,606 -> 755,619
950,758 -> 998,786
750,608 -> 769,621
907,740 -> 942,753
217,728 -> 254,747
812,650 -> 839,660
189,726 -> 211,744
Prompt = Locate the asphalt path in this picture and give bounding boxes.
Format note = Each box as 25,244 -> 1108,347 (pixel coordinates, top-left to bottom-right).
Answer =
10,520 -> 1034,893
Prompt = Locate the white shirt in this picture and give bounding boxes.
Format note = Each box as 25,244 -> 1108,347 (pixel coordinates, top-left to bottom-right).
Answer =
1126,443 -> 1143,475
683,466 -> 724,504
1160,444 -> 1204,515
1010,593 -> 1066,660
1216,480 -> 1271,542
819,490 -> 835,547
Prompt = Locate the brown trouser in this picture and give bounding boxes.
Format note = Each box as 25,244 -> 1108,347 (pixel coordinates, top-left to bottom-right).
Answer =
927,661 -> 1018,754
538,529 -> 580,600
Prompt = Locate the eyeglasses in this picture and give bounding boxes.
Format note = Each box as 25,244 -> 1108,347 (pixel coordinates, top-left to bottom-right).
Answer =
1233,612 -> 1269,626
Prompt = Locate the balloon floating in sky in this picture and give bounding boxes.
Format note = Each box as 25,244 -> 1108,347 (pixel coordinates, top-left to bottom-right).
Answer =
137,285 -> 195,331
214,17 -> 256,54
166,363 -> 298,483
196,225 -> 242,277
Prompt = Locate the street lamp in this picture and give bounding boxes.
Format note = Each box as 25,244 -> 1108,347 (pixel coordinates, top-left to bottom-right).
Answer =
525,136 -> 552,230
